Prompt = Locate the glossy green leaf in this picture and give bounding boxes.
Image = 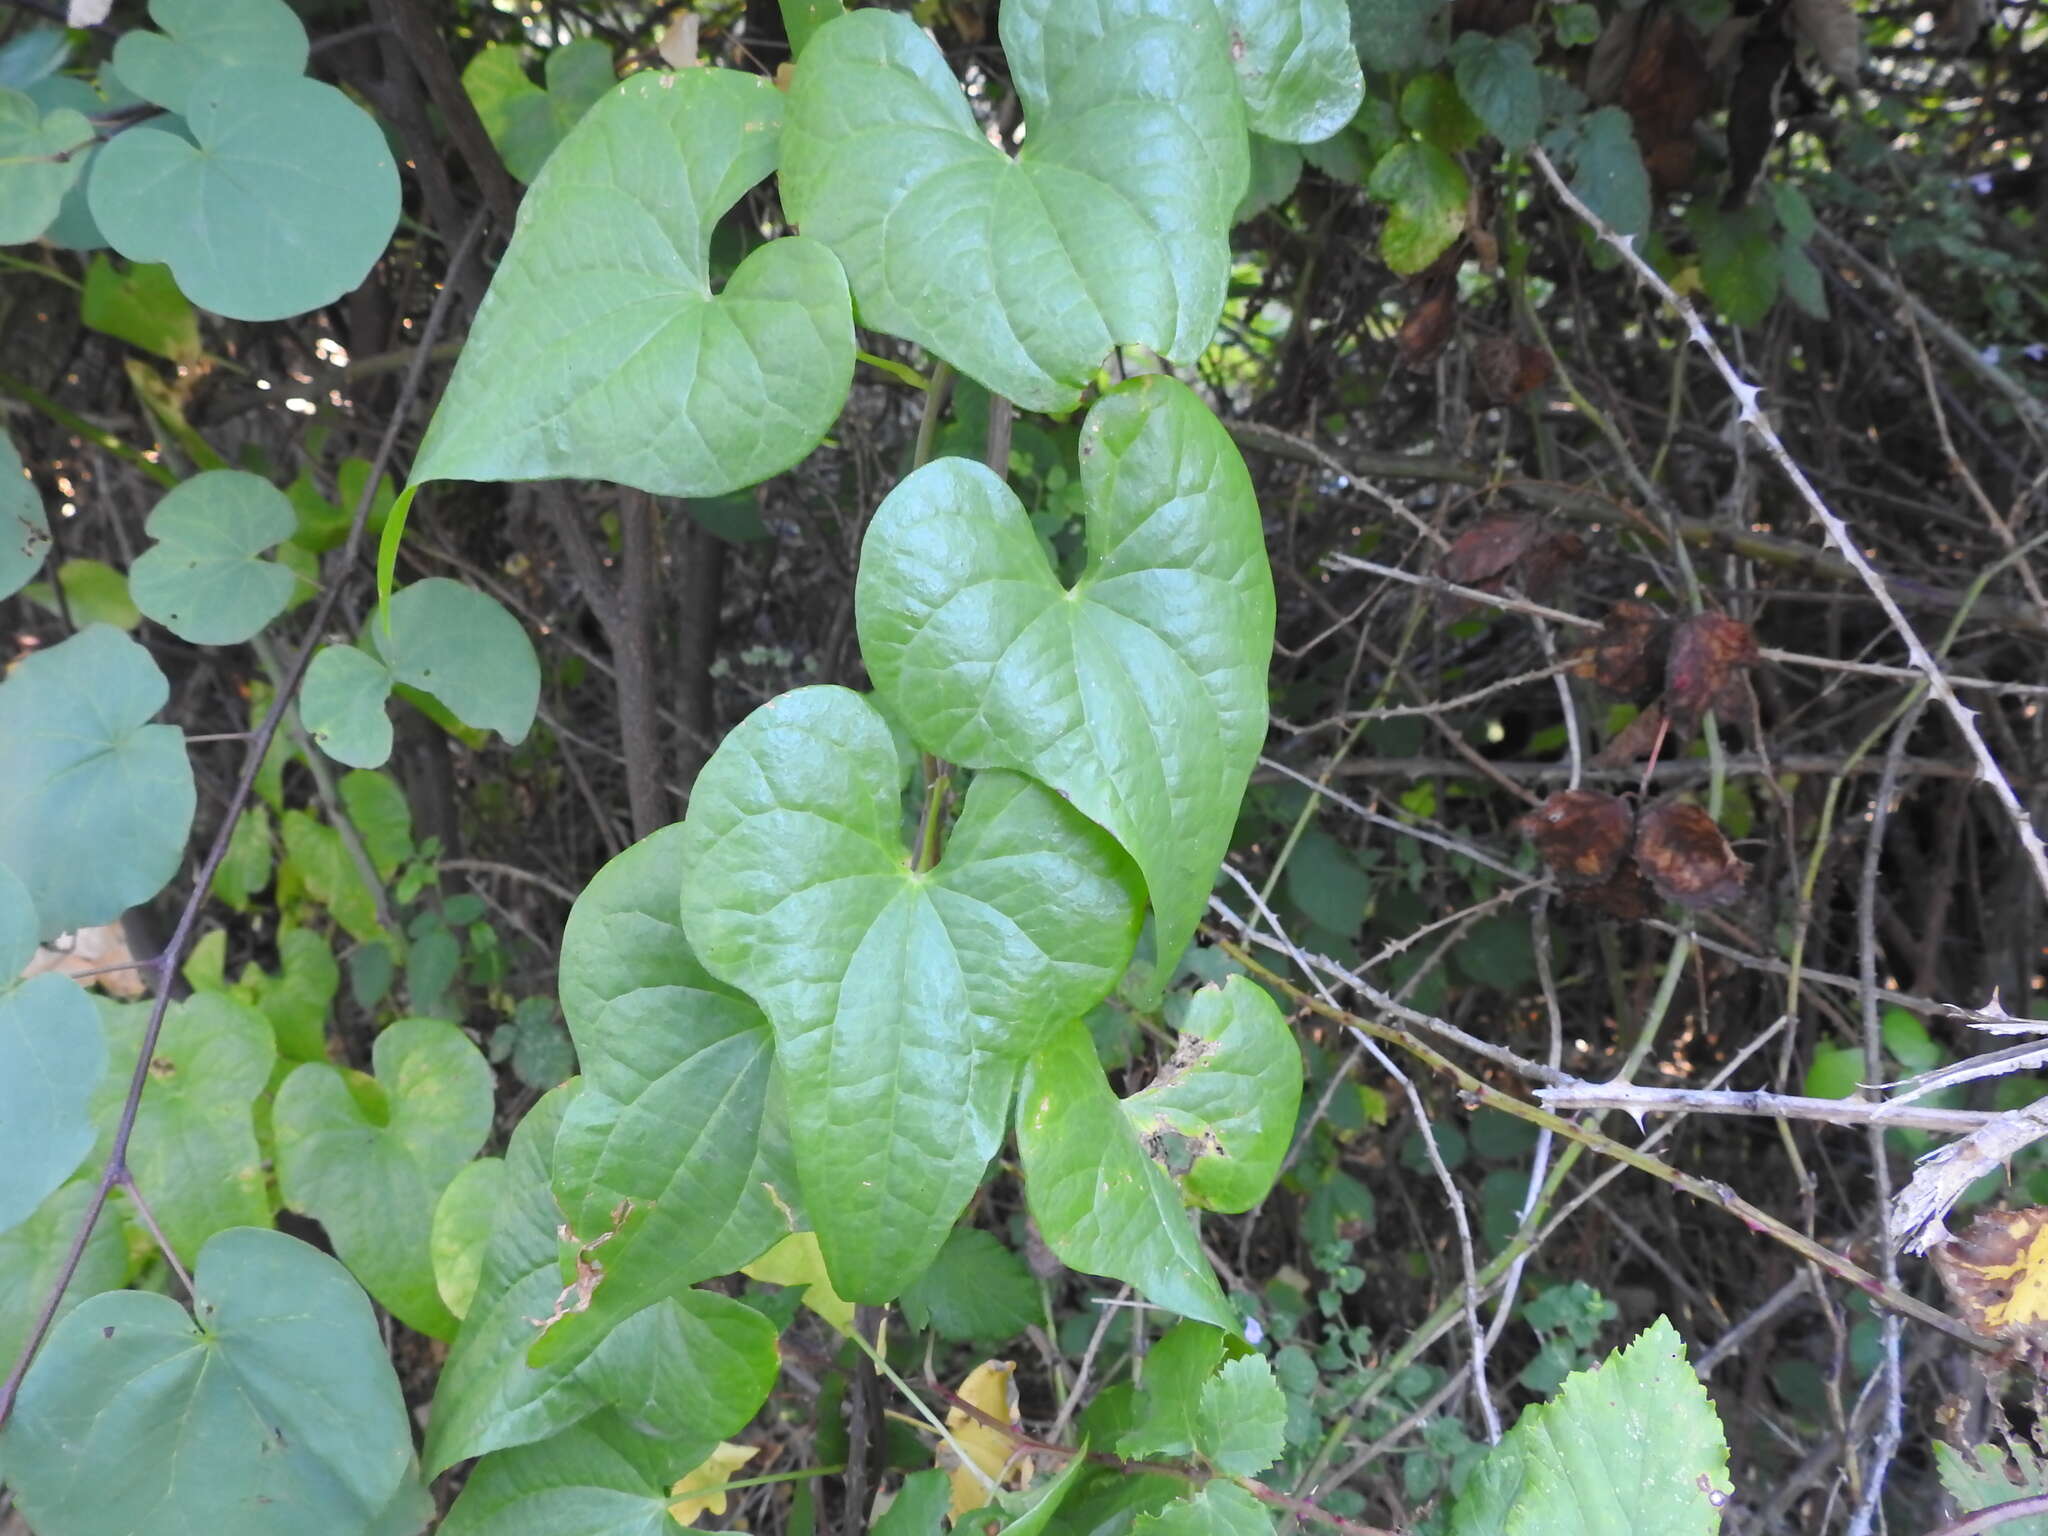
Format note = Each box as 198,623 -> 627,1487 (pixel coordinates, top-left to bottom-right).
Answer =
439,1410 -> 712,1536
1400,74 -> 1483,154
1209,0 -> 1364,142
1135,1483 -> 1274,1536
109,0 -> 307,114
1451,33 -> 1542,152
1450,1317 -> 1732,1535
0,973 -> 103,1235
1367,140 -> 1469,275
274,1018 -> 495,1339
1018,1021 -> 1233,1332
1556,106 -> 1649,240
412,68 -> 852,500
0,428 -> 47,601
898,1227 -> 1042,1343
0,1180 -> 129,1371
544,823 -> 798,1365
1116,1323 -> 1227,1459
1195,1355 -> 1286,1475
89,994 -> 273,1258
128,469 -> 297,644
876,1469 -> 952,1536
0,1227 -> 412,1536
81,256 -> 202,366
0,89 -> 88,244
857,376 -> 1275,968
432,1156 -> 506,1321
679,686 -> 1146,1301
461,39 -> 615,183
302,579 -> 539,768
0,626 -> 195,939
781,7 -> 1248,411
1122,977 -> 1301,1213
90,68 -> 399,322
1238,135 -> 1305,223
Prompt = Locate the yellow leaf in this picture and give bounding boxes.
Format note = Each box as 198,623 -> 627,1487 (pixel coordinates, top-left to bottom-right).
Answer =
667,1441 -> 760,1527
936,1359 -> 1024,1522
741,1232 -> 854,1333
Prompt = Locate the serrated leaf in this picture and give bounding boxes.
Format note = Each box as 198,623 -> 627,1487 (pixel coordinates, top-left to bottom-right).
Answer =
899,1227 -> 1042,1342
109,0 -> 307,114
0,1228 -> 412,1536
1116,1324 -> 1228,1460
1212,0 -> 1365,142
0,973 -> 103,1235
1690,203 -> 1779,328
89,994 -> 273,1257
1935,1442 -> 2048,1536
81,256 -> 202,366
1019,1022 -> 1233,1332
1449,1317 -> 1731,1536
1367,139 -> 1469,274
857,376 -> 1273,969
0,89 -> 88,244
542,822 -> 798,1365
461,39 -> 614,182
1135,1483 -> 1275,1536
412,68 -> 852,501
1196,1355 -> 1286,1475
1560,106 -> 1649,240
0,625 -> 196,939
1452,34 -> 1542,152
678,686 -> 1145,1302
1,429 -> 50,600
431,1156 -> 506,1321
439,1410 -> 714,1536
90,67 -> 398,322
128,469 -> 297,644
274,1018 -> 495,1339
781,6 -> 1248,411
0,1180 -> 129,1369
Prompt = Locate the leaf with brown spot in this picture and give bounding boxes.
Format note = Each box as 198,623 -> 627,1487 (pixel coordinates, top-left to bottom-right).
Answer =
1665,610 -> 1758,736
1519,789 -> 1633,885
1570,600 -> 1670,701
1932,1208 -> 2048,1343
1634,800 -> 1745,908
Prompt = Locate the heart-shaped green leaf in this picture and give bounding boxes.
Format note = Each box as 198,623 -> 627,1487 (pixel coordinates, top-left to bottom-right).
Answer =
1,429 -> 50,600
274,1018 -> 495,1339
678,686 -> 1145,1301
857,376 -> 1274,969
0,1227 -> 413,1536
438,1410 -> 712,1536
1135,1483 -> 1274,1536
780,7 -> 1248,411
109,0 -> 307,114
542,823 -> 798,1365
0,858 -> 34,975
0,625 -> 196,939
0,972 -> 103,1236
0,1180 -> 129,1370
1017,1020 -> 1233,1331
129,469 -> 297,645
0,89 -> 88,244
89,994 -> 274,1258
461,39 -> 615,183
89,68 -> 399,322
426,1086 -> 782,1472
1122,977 -> 1301,1213
410,67 -> 852,500
301,578 -> 540,769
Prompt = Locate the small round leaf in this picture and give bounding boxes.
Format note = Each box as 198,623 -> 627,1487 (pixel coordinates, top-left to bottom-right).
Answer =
129,470 -> 297,644
301,643 -> 396,768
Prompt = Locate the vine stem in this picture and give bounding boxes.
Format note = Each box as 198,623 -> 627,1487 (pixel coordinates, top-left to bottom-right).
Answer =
1528,148 -> 2048,905
0,207 -> 491,1432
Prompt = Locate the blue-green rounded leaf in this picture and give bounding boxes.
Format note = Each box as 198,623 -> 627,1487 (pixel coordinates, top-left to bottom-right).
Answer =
274,1018 -> 495,1339
0,1180 -> 130,1370
412,68 -> 852,500
0,973 -> 103,1236
129,469 -> 297,644
0,625 -> 196,938
1018,1020 -> 1233,1331
432,1156 -> 506,1321
781,7 -> 1248,411
0,860 -> 35,976
109,0 -> 307,114
544,822 -> 797,1365
678,686 -> 1146,1302
1557,105 -> 1650,240
1,429 -> 50,600
90,68 -> 399,322
25,75 -> 110,250
857,376 -> 1275,969
0,1227 -> 412,1536
378,578 -> 540,745
302,643 -> 396,768
0,89 -> 88,244
1123,977 -> 1301,1213
0,27 -> 66,89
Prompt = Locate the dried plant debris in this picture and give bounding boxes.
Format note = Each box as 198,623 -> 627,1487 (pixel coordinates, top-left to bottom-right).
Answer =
1470,334 -> 1553,406
1571,600 -> 1672,702
1664,610 -> 1759,736
1634,800 -> 1746,908
1519,790 -> 1633,885
1932,1208 -> 2048,1353
1438,515 -> 1584,610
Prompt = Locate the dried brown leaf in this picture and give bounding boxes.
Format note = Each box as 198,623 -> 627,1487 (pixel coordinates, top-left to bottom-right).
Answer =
1398,285 -> 1458,371
1789,0 -> 1863,86
1519,790 -> 1634,885
1931,1208 -> 2048,1342
1569,860 -> 1659,920
1471,336 -> 1553,406
1635,800 -> 1746,908
1442,515 -> 1541,589
1621,12 -> 1712,192
1570,600 -> 1671,701
1665,610 -> 1759,736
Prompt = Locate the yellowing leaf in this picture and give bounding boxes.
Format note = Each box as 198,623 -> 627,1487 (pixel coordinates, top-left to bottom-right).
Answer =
937,1359 -> 1024,1521
741,1231 -> 854,1333
667,1440 -> 759,1527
